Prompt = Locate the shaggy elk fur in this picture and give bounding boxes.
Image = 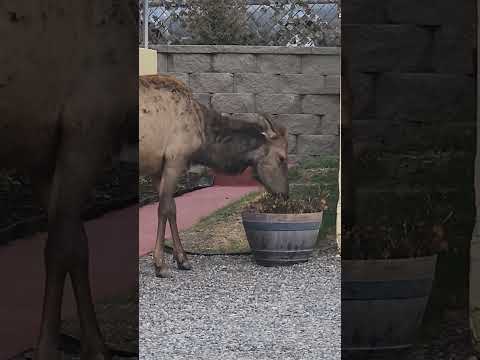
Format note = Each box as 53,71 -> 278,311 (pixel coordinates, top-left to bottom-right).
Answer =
1,2 -> 137,360
139,74 -> 289,277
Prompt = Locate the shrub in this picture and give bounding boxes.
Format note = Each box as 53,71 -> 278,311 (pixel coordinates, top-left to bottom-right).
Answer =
184,0 -> 253,45
146,0 -> 340,46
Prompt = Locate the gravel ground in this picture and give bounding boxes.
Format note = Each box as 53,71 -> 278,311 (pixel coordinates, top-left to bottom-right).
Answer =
139,247 -> 341,360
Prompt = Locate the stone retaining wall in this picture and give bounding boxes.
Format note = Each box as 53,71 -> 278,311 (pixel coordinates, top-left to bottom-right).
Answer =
343,0 -> 477,333
152,45 -> 340,159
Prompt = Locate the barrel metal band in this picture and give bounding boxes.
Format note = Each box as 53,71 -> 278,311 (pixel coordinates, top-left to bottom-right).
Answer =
243,221 -> 321,231
342,279 -> 433,300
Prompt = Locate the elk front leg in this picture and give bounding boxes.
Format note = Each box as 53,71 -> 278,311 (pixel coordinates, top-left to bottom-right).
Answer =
152,161 -> 190,277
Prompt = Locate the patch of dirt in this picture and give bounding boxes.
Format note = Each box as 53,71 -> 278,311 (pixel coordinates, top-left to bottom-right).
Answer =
170,215 -> 249,255
166,192 -> 261,255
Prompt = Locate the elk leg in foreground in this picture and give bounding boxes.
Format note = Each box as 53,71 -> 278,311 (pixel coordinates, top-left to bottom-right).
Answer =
152,161 -> 190,277
34,138 -> 109,360
71,225 -> 109,360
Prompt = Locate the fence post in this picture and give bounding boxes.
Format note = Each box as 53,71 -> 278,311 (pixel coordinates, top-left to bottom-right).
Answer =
143,0 -> 149,48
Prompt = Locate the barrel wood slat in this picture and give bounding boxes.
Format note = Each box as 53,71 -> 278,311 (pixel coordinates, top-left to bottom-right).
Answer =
242,212 -> 323,266
342,255 -> 437,350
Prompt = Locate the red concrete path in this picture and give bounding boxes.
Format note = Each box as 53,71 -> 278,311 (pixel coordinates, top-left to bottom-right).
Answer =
139,185 -> 260,256
1,184 -> 258,359
0,206 -> 138,360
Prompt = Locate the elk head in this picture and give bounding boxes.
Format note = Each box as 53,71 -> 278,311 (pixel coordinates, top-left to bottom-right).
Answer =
198,108 -> 289,197
246,114 -> 289,197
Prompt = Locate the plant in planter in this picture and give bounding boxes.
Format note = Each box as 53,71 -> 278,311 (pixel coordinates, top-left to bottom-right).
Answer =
241,185 -> 329,266
341,192 -> 453,351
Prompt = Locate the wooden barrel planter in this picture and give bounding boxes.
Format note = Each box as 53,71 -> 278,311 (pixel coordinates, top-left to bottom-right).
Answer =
342,255 -> 437,350
241,212 -> 323,266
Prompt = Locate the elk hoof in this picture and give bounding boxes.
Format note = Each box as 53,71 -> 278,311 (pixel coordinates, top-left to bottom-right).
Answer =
177,259 -> 192,271
154,265 -> 171,278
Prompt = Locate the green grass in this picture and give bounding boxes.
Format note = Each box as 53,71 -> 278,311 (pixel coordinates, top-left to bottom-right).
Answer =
165,191 -> 260,254
298,156 -> 339,169
215,156 -> 339,242
290,157 -> 339,242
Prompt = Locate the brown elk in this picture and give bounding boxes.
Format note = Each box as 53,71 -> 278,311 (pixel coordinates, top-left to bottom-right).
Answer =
1,2 -> 137,359
139,74 -> 289,277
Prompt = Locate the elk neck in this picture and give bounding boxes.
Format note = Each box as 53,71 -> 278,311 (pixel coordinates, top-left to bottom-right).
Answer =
192,106 -> 265,175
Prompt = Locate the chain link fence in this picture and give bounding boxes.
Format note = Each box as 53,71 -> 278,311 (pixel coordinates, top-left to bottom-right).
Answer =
139,0 -> 340,47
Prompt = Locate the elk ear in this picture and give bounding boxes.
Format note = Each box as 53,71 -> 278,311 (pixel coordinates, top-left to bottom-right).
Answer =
261,131 -> 278,140
258,113 -> 278,139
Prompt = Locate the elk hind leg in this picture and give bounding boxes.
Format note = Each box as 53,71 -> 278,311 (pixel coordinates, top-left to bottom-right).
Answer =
152,173 -> 170,278
166,197 -> 191,270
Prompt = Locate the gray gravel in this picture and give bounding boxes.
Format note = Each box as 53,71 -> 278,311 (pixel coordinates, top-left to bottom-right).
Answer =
139,247 -> 340,360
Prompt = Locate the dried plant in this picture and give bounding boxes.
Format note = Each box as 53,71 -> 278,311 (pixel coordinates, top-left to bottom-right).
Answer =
341,192 -> 453,260
244,185 -> 328,214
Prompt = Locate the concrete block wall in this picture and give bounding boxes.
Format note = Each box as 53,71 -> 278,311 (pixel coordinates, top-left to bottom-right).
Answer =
343,0 -> 476,318
343,0 -> 476,211
152,45 -> 340,159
